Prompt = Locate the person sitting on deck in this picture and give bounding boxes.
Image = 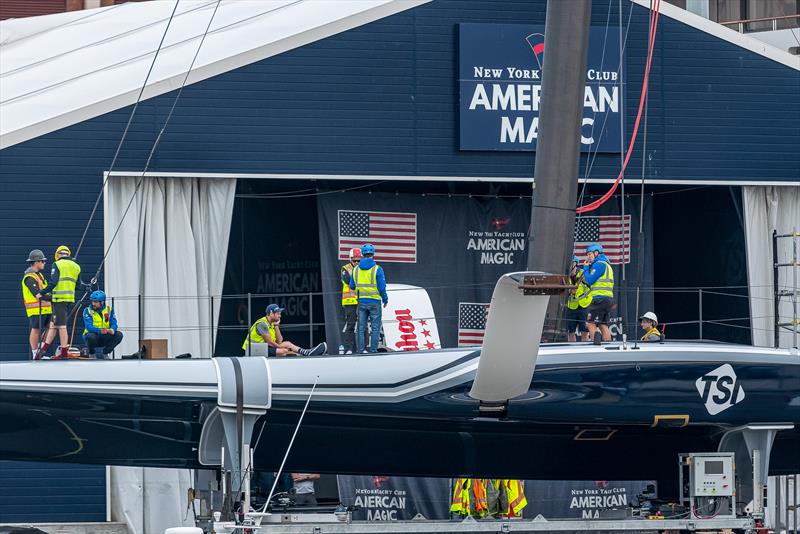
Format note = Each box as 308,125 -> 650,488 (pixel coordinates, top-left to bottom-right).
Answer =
243,303 -> 326,357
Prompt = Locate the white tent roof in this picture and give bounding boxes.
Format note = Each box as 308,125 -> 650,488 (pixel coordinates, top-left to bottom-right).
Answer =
0,0 -> 429,149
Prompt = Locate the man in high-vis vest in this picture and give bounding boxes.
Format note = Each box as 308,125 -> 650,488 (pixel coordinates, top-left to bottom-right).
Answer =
242,304 -> 327,357
82,290 -> 123,358
566,256 -> 591,342
582,243 -> 615,342
340,247 -> 362,354
22,249 -> 56,359
50,245 -> 82,354
349,243 -> 388,353
639,311 -> 663,342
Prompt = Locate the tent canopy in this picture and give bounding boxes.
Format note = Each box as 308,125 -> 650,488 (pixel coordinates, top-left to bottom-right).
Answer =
0,0 -> 429,148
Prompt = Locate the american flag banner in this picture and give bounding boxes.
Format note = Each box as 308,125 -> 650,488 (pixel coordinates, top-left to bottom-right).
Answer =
573,215 -> 631,264
338,210 -> 417,263
458,302 -> 489,347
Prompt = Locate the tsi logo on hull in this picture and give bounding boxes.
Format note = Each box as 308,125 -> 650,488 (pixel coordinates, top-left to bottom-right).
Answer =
696,364 -> 745,415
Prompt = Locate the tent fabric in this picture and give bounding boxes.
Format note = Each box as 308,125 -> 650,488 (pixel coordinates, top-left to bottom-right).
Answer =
0,0 -> 430,148
104,176 -> 236,534
742,185 -> 800,348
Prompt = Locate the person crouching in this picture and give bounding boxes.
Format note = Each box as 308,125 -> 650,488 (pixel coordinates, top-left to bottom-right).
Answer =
83,290 -> 123,358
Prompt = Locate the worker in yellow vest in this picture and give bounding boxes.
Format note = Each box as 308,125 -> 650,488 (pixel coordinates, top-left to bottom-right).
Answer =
340,248 -> 362,354
22,249 -> 56,360
243,304 -> 327,357
349,243 -> 388,353
566,256 -> 592,342
48,245 -> 82,357
639,311 -> 663,342
582,243 -> 615,342
82,290 -> 123,358
450,478 -> 489,518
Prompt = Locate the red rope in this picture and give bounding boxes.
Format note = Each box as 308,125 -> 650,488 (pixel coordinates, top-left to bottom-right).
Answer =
576,0 -> 661,214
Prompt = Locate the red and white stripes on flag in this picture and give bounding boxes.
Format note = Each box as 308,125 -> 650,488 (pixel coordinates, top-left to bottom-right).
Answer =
573,215 -> 631,264
338,210 -> 417,263
458,302 -> 489,347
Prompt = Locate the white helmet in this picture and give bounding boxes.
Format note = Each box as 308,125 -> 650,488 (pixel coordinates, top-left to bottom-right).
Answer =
639,311 -> 658,324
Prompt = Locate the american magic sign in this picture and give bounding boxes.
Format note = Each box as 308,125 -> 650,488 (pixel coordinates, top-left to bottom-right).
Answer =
459,23 -> 623,152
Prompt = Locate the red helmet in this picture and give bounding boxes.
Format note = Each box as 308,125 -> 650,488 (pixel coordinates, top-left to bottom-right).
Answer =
349,248 -> 362,260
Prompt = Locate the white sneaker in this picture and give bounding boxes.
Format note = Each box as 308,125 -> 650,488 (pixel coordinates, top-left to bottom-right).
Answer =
345,350 -> 353,355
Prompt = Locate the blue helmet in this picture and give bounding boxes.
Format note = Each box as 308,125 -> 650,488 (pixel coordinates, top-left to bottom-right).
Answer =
572,255 -> 580,265
586,243 -> 603,254
361,243 -> 375,256
90,290 -> 106,302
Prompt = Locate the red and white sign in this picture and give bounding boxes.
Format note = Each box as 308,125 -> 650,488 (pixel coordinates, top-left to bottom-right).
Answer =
383,284 -> 441,351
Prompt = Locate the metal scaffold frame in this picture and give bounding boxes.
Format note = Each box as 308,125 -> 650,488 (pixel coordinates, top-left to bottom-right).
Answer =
773,229 -> 800,349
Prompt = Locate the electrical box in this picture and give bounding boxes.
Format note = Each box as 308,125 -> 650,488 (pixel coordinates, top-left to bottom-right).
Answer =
680,452 -> 736,520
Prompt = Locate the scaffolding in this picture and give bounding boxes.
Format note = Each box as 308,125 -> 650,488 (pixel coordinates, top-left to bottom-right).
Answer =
773,229 -> 800,349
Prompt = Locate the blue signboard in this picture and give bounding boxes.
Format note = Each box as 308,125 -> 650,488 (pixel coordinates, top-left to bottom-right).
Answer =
459,23 -> 622,152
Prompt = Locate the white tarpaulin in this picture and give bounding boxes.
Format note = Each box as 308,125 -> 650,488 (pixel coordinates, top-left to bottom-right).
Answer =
104,176 -> 236,533
0,0 -> 430,148
742,185 -> 800,348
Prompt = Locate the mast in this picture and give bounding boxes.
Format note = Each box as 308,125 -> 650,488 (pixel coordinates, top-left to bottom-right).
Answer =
526,0 -> 593,332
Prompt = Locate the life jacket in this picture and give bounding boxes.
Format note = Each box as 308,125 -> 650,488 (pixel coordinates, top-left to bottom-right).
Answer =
242,316 -> 276,350
587,260 -> 614,300
341,263 -> 358,305
83,305 -> 113,335
354,265 -> 381,301
22,271 -> 52,317
51,258 -> 81,303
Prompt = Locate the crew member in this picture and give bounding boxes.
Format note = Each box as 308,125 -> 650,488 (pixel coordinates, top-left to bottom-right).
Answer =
349,243 -> 388,353
639,311 -> 663,342
22,249 -> 55,359
82,290 -> 124,358
49,245 -> 82,356
341,248 -> 362,354
291,473 -> 320,506
566,256 -> 591,342
242,304 -> 327,357
583,243 -> 614,342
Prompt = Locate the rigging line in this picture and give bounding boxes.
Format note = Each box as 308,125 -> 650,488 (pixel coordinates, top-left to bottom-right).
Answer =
259,377 -> 319,516
86,0 -> 223,283
0,1 -> 217,78
576,0 -> 661,214
73,0 -> 183,261
2,0 -> 304,105
577,1 -> 634,203
235,181 -> 388,200
0,3 -> 126,48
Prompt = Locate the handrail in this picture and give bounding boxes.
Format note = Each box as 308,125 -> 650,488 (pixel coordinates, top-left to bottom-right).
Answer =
719,13 -> 800,26
719,13 -> 800,33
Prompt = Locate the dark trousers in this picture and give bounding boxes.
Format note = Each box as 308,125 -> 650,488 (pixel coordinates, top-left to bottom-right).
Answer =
294,493 -> 317,507
342,305 -> 367,353
84,331 -> 124,357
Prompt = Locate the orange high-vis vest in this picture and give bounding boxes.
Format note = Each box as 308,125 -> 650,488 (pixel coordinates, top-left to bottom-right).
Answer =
341,263 -> 358,306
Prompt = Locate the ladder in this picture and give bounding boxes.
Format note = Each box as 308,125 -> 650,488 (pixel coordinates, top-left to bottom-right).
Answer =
773,229 -> 799,349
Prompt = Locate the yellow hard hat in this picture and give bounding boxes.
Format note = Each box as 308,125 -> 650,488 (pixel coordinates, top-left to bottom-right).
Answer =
55,245 -> 71,258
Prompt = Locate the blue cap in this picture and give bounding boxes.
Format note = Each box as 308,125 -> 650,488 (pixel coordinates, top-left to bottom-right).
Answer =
361,243 -> 375,256
572,255 -> 580,264
266,304 -> 284,315
90,290 -> 106,302
586,243 -> 603,254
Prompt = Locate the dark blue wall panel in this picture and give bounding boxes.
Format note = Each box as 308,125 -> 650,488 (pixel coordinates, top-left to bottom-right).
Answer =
0,0 -> 798,522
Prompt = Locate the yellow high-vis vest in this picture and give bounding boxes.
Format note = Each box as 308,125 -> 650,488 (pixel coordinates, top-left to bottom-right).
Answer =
341,263 -> 358,306
22,272 -> 52,317
567,272 -> 592,310
51,258 -> 81,303
354,265 -> 381,301
587,260 -> 614,300
83,305 -> 113,335
504,479 -> 527,517
242,317 -> 277,350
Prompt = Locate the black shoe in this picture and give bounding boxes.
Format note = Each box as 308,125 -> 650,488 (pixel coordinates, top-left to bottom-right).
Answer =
308,342 -> 327,356
297,348 -> 311,356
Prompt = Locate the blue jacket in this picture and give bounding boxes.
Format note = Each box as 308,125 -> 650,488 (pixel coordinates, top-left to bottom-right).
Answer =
582,253 -> 613,299
83,305 -> 118,336
349,257 -> 388,304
